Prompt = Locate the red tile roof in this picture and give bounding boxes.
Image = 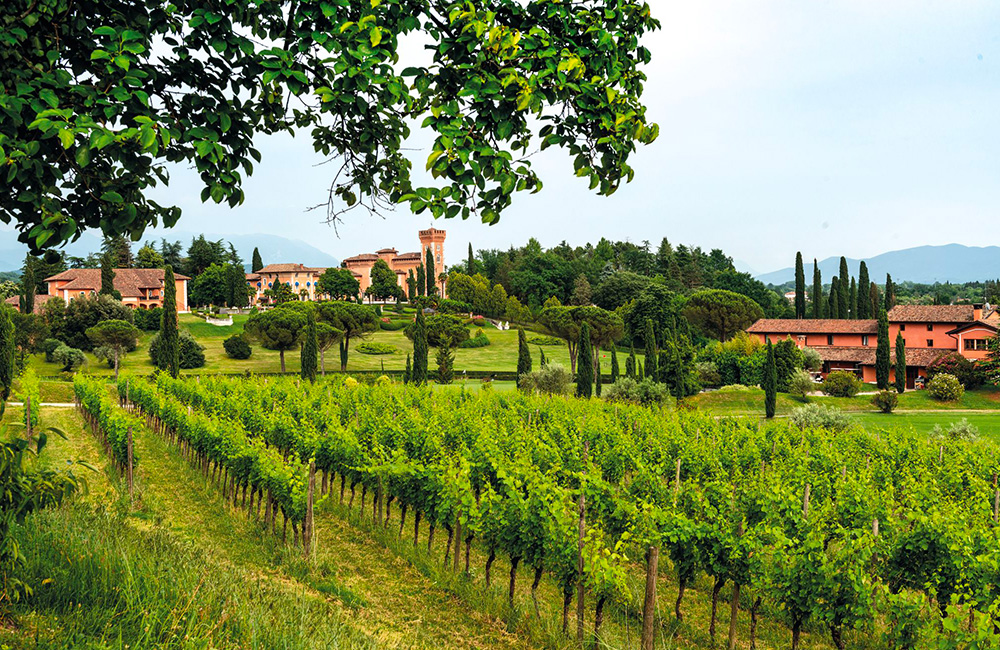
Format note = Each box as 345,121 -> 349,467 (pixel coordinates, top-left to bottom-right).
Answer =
394,252 -> 422,260
343,254 -> 378,263
5,294 -> 54,315
256,263 -> 325,274
746,319 -> 878,334
945,320 -> 998,335
814,346 -> 949,367
45,269 -> 190,298
376,248 -> 398,254
887,304 -> 975,323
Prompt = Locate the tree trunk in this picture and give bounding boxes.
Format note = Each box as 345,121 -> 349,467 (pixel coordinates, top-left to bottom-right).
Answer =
485,548 -> 496,587
676,577 -> 687,621
750,597 -> 762,650
464,536 -> 472,574
641,545 -> 659,650
792,621 -> 802,650
340,339 -> 348,371
562,590 -> 573,635
427,524 -> 435,554
444,525 -> 454,566
531,565 -> 543,619
399,504 -> 407,537
279,349 -> 286,373
414,511 -> 421,547
728,582 -> 741,650
593,595 -> 607,650
710,577 -> 726,644
508,556 -> 520,607
830,625 -> 845,650
340,474 -> 346,505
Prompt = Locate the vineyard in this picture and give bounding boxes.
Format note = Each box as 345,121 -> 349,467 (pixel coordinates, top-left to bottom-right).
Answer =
70,372 -> 1000,650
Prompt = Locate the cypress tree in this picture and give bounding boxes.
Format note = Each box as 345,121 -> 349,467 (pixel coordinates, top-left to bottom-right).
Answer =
794,252 -> 806,318
829,277 -> 840,319
894,331 -> 906,394
657,349 -> 670,384
100,253 -> 118,298
437,339 -> 454,384
595,356 -> 602,397
849,277 -> 857,320
412,310 -> 428,385
416,265 -> 426,297
884,274 -> 896,311
301,313 -> 318,382
0,306 -> 14,414
20,257 -> 35,315
610,348 -> 619,383
425,247 -> 435,296
763,341 -> 777,419
576,322 -> 593,398
811,260 -> 823,318
251,247 -> 264,273
467,243 -> 475,273
869,282 -> 880,318
857,262 -> 871,318
875,307 -> 890,390
625,347 -> 636,379
516,328 -> 532,379
161,265 -> 180,378
637,360 -> 644,380
403,353 -> 412,384
643,318 -> 657,380
838,256 -> 850,315
539,347 -> 547,368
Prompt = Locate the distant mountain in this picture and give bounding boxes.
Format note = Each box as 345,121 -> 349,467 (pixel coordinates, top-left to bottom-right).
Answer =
756,244 -> 1000,286
0,231 -> 339,272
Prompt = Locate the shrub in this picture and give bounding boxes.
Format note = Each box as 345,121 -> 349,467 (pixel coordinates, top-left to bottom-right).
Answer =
376,375 -> 392,386
801,346 -> 822,371
926,373 -> 964,402
717,384 -> 752,392
52,344 -> 85,372
405,314 -> 469,348
789,404 -> 850,432
604,378 -> 672,406
40,338 -> 62,362
223,335 -> 252,360
695,361 -> 721,388
871,390 -> 899,413
133,307 -> 164,331
356,342 -> 397,355
822,371 -> 862,398
344,377 -> 359,389
932,418 -> 979,441
773,339 -> 803,392
458,330 -> 490,349
527,335 -> 562,346
472,317 -> 487,327
736,351 -> 765,386
518,364 -> 573,395
926,352 -> 983,389
379,319 -> 409,331
788,369 -> 815,401
437,299 -> 472,314
149,330 -> 205,369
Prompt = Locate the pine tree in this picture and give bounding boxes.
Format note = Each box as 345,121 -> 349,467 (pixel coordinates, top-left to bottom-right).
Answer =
576,322 -> 593,398
625,347 -> 636,379
403,353 -> 412,384
643,319 -> 657,380
161,265 -> 180,378
838,257 -> 850,315
516,328 -> 532,380
425,247 -> 435,296
894,331 -> 906,394
763,341 -> 777,419
301,313 -> 318,382
829,277 -> 840,319
875,307 -> 890,390
251,247 -> 264,273
857,261 -> 871,318
811,260 -> 824,318
794,252 -> 806,318
849,277 -> 857,320
437,340 -> 454,384
467,243 -> 475,274
884,274 -> 896,311
412,310 -> 428,385
610,348 -> 619,383
20,257 -> 35,314
0,306 -> 13,414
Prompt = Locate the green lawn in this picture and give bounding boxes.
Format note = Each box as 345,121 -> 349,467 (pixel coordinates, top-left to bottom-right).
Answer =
29,313 -> 635,377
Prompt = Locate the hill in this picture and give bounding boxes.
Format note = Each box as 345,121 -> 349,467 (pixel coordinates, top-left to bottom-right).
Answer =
0,230 -> 339,272
756,244 -> 1000,286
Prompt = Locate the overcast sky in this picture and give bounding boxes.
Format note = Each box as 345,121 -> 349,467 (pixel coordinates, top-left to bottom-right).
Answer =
135,0 -> 1000,274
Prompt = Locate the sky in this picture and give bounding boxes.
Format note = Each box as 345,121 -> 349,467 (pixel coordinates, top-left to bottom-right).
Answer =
130,1 -> 1000,274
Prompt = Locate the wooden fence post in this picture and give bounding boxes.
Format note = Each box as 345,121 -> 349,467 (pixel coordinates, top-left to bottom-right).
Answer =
126,426 -> 134,500
802,483 -> 811,519
304,461 -> 316,558
24,395 -> 31,439
640,544 -> 659,650
576,441 -> 588,646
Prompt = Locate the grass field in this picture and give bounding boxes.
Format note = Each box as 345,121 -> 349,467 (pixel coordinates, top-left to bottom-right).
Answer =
26,313 -> 630,378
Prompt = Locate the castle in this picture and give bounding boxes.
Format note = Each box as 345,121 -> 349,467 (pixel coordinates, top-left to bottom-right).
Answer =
342,228 -> 446,297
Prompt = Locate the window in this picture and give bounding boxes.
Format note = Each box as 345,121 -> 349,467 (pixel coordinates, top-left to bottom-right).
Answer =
827,335 -> 834,345
900,323 -> 906,331
965,339 -> 989,351
926,323 -> 933,331
862,335 -> 869,346
926,339 -> 934,347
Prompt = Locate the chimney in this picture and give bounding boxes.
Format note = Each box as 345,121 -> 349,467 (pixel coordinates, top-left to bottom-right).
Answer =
974,303 -> 984,320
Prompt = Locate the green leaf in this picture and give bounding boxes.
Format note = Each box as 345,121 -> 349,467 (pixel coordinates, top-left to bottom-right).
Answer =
90,49 -> 111,61
370,26 -> 382,47
39,88 -> 58,108
57,129 -> 74,149
100,191 -> 123,203
75,145 -> 91,168
114,56 -> 130,71
94,26 -> 117,37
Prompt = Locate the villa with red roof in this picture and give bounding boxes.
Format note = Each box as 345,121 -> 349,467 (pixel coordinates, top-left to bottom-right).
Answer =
43,268 -> 190,312
747,304 -> 999,388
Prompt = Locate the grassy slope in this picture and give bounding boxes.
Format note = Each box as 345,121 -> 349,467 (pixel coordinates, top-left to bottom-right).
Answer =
27,314 -> 630,377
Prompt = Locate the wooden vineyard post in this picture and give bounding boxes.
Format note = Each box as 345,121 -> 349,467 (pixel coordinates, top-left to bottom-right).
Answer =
453,512 -> 462,573
576,441 -> 588,646
304,461 -> 316,558
640,544 -> 659,650
126,426 -> 134,500
994,489 -> 999,525
24,395 -> 31,439
727,521 -> 745,650
673,458 -> 682,503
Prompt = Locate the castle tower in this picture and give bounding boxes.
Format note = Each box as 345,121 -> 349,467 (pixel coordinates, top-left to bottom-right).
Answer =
418,227 -> 447,294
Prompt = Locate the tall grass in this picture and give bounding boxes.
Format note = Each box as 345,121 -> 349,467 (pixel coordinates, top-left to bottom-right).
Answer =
4,505 -> 376,649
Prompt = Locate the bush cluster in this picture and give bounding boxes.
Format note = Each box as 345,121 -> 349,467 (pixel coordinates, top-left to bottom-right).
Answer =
871,390 -> 899,414
458,329 -> 490,349
822,370 -> 862,398
356,341 -> 397,355
604,377 -> 672,406
695,361 -> 721,388
223,335 -> 252,360
932,418 -> 979,441
527,335 -> 562,346
926,352 -> 984,389
518,364 -> 573,395
133,307 -> 164,331
789,404 -> 851,432
52,344 -> 85,372
926,373 -> 964,402
788,369 -> 815,401
149,330 -> 206,369
379,319 -> 409,331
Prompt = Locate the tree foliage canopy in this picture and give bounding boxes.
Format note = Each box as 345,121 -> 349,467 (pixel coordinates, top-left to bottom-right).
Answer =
682,289 -> 763,342
1,0 -> 659,254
